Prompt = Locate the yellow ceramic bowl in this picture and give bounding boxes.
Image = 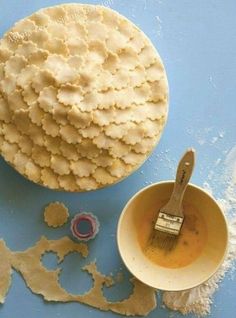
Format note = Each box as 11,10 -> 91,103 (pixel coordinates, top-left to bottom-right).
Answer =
117,181 -> 228,291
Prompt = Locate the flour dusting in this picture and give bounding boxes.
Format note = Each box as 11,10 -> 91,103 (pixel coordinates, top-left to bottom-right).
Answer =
163,145 -> 236,316
155,16 -> 162,37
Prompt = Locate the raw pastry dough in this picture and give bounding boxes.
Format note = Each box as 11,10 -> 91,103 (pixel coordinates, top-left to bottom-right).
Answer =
44,202 -> 69,227
0,3 -> 168,191
0,236 -> 156,316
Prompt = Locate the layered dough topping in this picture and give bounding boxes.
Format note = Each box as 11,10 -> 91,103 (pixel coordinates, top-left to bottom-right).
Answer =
0,3 -> 168,191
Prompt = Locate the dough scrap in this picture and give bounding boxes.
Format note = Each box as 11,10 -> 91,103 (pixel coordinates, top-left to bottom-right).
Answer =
0,240 -> 12,304
0,3 -> 168,191
44,202 -> 69,227
0,236 -> 156,316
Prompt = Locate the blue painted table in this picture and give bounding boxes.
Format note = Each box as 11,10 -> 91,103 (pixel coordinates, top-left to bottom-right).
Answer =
0,0 -> 235,317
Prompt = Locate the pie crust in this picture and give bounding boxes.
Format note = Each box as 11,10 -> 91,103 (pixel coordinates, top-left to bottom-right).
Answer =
0,3 -> 168,191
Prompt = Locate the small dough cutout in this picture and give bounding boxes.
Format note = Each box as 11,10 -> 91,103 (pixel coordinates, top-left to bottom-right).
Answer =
15,41 -> 38,57
13,152 -> 28,174
93,167 -> 115,185
60,141 -> 79,161
0,98 -> 11,123
29,12 -> 50,27
52,102 -> 69,126
60,125 -> 82,144
80,125 -> 100,139
32,69 -> 56,93
32,145 -> 51,168
105,122 -> 134,139
58,174 -> 78,191
29,124 -> 45,146
58,84 -> 83,106
2,123 -> 21,144
29,102 -> 45,126
4,55 -> 27,76
93,109 -> 115,126
68,106 -> 92,129
28,49 -> 49,66
91,150 -> 113,168
76,139 -> 101,159
42,113 -> 60,137
44,135 -> 61,155
25,160 -> 41,182
6,89 -> 26,113
1,140 -> 19,162
139,45 -> 157,67
41,167 -> 59,189
108,159 -> 130,178
28,29 -> 49,48
133,137 -> 157,154
38,86 -> 59,112
122,125 -> 146,146
18,135 -> 33,155
93,133 -> 113,150
0,47 -> 12,63
17,65 -> 39,88
0,75 -> 17,95
122,151 -> 146,166
109,140 -> 131,158
71,159 -> 96,177
44,38 -> 69,56
76,176 -> 98,191
148,79 -> 168,102
12,19 -> 36,34
118,47 -> 140,70
146,61 -> 164,82
106,30 -> 128,52
22,84 -> 38,105
0,63 -> 5,81
66,38 -> 88,56
13,109 -> 31,134
51,155 -> 70,175
44,201 -> 69,227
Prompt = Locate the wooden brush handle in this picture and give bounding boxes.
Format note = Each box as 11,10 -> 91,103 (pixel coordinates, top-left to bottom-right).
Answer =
168,148 -> 196,215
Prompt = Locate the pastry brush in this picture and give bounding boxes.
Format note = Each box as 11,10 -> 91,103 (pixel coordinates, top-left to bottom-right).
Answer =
149,148 -> 196,251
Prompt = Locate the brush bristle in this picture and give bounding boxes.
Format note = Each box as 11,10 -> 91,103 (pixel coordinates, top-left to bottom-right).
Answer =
149,230 -> 178,251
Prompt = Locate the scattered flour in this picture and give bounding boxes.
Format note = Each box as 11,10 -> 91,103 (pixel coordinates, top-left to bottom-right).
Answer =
186,125 -> 225,147
202,181 -> 213,195
155,16 -> 163,37
163,145 -> 236,316
209,75 -> 217,89
163,219 -> 236,316
217,146 -> 236,218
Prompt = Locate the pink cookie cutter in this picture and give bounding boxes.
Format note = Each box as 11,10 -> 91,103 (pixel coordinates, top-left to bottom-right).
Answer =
71,212 -> 100,241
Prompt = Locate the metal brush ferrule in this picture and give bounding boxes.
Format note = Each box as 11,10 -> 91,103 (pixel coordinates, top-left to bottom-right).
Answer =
154,212 -> 184,235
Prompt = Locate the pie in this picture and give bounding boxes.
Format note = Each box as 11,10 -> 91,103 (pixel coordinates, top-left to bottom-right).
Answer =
0,3 -> 168,191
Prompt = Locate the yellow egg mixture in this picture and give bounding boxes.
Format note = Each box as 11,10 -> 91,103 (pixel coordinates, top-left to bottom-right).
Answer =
134,201 -> 208,268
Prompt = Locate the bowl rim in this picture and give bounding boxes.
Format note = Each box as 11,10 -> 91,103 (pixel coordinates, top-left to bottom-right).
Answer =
117,180 -> 229,291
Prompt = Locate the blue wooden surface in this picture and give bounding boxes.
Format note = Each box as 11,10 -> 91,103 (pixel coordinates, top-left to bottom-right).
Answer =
0,0 -> 236,317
